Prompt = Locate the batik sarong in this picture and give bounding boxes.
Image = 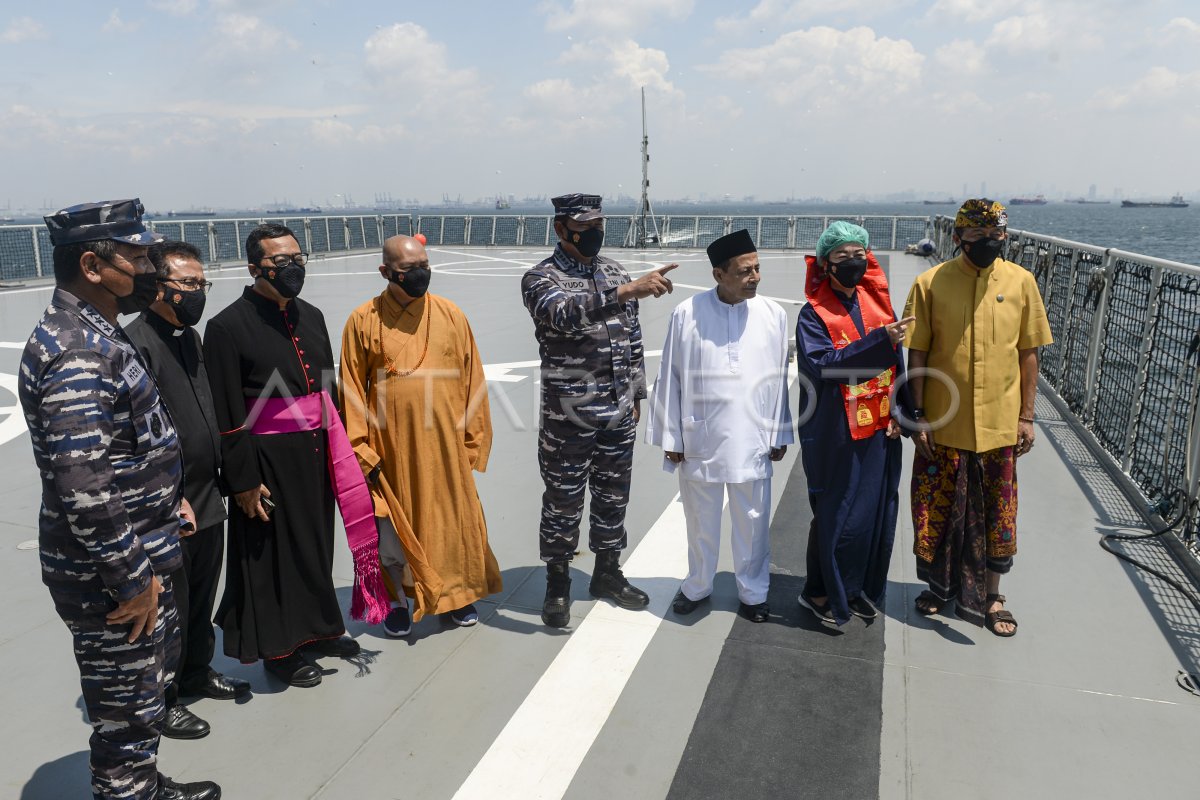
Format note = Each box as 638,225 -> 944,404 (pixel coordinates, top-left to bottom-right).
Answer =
911,445 -> 1017,626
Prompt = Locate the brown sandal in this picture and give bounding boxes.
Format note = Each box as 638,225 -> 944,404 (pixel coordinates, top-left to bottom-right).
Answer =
985,593 -> 1018,637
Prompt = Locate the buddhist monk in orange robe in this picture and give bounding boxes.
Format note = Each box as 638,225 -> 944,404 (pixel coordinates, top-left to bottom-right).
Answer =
340,235 -> 501,632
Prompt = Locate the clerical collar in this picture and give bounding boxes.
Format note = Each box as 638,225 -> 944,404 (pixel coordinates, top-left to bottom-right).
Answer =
244,284 -> 293,312
145,308 -> 187,336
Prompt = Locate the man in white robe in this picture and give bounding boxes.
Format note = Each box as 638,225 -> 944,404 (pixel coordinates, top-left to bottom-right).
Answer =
646,229 -> 793,622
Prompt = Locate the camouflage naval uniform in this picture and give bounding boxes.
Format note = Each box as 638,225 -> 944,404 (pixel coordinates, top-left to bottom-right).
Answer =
20,288 -> 184,800
522,243 -> 647,562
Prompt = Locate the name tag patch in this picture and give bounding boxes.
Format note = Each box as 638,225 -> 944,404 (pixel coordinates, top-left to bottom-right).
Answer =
560,279 -> 588,292
121,360 -> 146,387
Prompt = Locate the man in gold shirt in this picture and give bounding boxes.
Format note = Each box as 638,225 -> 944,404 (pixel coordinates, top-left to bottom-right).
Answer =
903,199 -> 1052,637
340,235 -> 502,635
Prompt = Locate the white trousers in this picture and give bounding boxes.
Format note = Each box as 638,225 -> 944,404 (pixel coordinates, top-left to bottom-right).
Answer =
677,476 -> 772,606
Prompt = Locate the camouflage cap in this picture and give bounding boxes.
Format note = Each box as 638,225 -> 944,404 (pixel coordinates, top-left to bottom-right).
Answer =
551,193 -> 604,222
44,198 -> 164,247
955,198 -> 1008,229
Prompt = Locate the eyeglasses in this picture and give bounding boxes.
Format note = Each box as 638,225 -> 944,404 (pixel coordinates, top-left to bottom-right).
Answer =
162,278 -> 213,294
262,253 -> 308,268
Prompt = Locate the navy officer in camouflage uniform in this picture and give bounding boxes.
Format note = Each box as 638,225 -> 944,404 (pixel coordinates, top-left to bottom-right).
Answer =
19,199 -> 220,800
521,193 -> 678,627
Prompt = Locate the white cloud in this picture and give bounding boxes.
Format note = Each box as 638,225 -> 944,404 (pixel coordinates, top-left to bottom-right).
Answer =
212,12 -> 298,55
505,38 -> 683,135
1095,66 -> 1200,111
147,0 -> 197,14
160,101 -> 369,121
986,13 -> 1054,52
102,10 -> 140,34
934,39 -> 985,75
309,119 -> 405,145
1163,17 -> 1200,40
927,0 -> 1008,21
701,27 -> 924,107
717,0 -> 898,33
364,23 -> 487,122
0,16 -> 47,44
543,0 -> 693,34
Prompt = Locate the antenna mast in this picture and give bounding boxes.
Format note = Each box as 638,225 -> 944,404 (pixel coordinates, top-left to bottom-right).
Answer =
634,87 -> 660,248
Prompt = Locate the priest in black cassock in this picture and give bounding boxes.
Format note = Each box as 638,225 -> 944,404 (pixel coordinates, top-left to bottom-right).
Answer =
126,240 -> 251,738
203,223 -> 360,688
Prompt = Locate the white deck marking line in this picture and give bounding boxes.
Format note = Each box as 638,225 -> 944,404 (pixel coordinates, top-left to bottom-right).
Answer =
452,493 -> 695,800
0,373 -> 26,446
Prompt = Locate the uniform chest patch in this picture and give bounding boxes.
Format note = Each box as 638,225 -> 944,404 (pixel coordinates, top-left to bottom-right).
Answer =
559,279 -> 588,292
143,409 -> 168,445
121,360 -> 146,387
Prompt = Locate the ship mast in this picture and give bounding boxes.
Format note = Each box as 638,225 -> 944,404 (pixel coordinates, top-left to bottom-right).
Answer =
634,87 -> 660,249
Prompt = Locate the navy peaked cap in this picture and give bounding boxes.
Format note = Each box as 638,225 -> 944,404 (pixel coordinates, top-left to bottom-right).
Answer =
551,193 -> 604,221
44,198 -> 163,246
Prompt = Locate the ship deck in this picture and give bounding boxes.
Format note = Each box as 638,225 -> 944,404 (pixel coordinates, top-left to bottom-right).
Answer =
2,246 -> 1199,799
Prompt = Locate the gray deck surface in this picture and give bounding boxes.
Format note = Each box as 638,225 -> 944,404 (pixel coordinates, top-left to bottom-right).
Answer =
2,246 -> 1199,799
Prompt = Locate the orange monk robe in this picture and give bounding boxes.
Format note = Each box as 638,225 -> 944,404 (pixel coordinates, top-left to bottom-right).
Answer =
340,290 -> 502,620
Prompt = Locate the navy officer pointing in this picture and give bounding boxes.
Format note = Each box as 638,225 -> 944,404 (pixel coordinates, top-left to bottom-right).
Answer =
521,193 -> 677,628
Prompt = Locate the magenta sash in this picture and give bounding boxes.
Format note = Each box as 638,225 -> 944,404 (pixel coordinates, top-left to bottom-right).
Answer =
247,390 -> 391,624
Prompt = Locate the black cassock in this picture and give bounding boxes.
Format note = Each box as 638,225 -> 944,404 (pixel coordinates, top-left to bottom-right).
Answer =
204,286 -> 345,661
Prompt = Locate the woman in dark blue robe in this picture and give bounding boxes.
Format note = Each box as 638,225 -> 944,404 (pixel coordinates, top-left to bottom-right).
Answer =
795,222 -> 908,625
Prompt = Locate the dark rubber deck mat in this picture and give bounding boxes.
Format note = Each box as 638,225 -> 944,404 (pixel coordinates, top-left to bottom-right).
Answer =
666,461 -> 887,800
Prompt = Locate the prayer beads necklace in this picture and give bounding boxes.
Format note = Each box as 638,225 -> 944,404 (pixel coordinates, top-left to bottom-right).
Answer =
376,295 -> 431,377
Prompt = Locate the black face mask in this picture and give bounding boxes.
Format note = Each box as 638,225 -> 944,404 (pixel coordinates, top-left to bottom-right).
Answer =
390,266 -> 431,298
260,263 -> 305,298
163,287 -> 207,327
110,271 -> 160,315
962,238 -> 1004,269
566,226 -> 604,259
830,256 -> 868,288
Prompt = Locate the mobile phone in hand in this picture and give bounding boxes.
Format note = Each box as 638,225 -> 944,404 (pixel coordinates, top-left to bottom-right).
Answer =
261,495 -> 276,515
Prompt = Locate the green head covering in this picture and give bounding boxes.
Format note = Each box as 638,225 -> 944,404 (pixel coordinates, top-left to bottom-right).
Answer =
816,220 -> 870,260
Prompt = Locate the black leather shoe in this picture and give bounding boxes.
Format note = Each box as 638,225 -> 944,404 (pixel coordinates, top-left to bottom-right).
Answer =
302,635 -> 361,658
542,561 -> 571,628
738,601 -> 770,623
179,672 -> 251,700
264,652 -> 321,687
589,550 -> 649,609
671,589 -> 707,615
161,704 -> 210,740
158,775 -> 221,799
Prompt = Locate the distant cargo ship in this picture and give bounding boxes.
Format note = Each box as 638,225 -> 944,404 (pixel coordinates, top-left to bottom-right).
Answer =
1121,194 -> 1188,208
1009,195 -> 1048,205
922,198 -> 955,205
1067,198 -> 1111,204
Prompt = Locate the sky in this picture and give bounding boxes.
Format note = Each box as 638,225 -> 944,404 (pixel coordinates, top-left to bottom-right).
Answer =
0,0 -> 1196,211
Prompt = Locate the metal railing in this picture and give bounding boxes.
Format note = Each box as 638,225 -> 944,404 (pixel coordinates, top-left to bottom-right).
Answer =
932,216 -> 1200,558
0,213 -> 933,282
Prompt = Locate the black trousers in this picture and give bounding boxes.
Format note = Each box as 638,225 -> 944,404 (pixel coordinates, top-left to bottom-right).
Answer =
165,523 -> 224,705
